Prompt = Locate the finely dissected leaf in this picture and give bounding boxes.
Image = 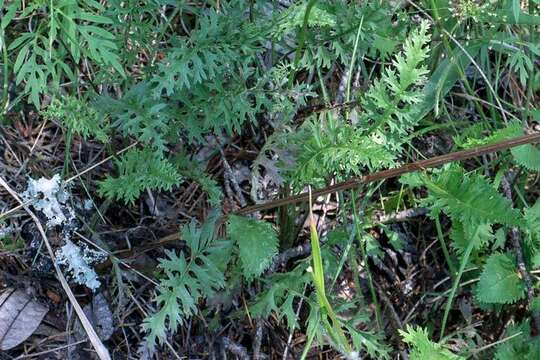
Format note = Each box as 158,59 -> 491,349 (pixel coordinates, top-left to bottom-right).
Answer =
476,253 -> 526,304
227,215 -> 278,280
360,21 -> 431,150
399,325 -> 464,360
250,264 -> 308,330
0,288 -> 48,350
8,0 -> 123,107
41,96 -> 109,142
293,116 -> 394,187
458,121 -> 540,171
98,149 -> 182,204
461,121 -> 522,149
97,82 -> 174,151
143,218 -> 230,349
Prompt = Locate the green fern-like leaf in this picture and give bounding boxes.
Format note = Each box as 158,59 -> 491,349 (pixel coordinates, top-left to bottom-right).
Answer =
293,115 -> 395,187
98,149 -> 181,204
399,325 -> 464,360
360,21 -> 431,151
9,0 -> 123,108
97,82 -> 173,151
421,166 -> 522,229
142,217 -> 231,349
450,221 -> 494,255
511,144 -> 540,171
41,96 -> 109,142
227,215 -> 278,280
475,252 -> 526,304
250,264 -> 308,330
494,321 -> 540,360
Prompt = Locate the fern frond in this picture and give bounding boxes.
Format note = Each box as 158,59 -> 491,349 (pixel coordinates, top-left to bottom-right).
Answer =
420,166 -> 522,229
142,217 -> 231,349
152,3 -> 262,97
227,215 -> 279,280
400,325 -> 464,360
41,96 -> 109,142
292,115 -> 395,187
97,82 -> 173,151
250,264 -> 308,330
98,149 -> 181,204
360,21 -> 431,150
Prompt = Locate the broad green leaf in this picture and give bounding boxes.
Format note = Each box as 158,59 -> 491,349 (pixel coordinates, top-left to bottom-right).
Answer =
417,43 -> 480,119
476,253 -> 526,304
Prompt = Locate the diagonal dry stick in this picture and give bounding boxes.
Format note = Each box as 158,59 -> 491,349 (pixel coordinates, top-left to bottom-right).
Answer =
234,132 -> 540,215
0,177 -> 111,360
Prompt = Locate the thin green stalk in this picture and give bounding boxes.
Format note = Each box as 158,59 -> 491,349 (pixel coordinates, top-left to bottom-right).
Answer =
307,187 -> 352,355
439,227 -> 479,341
288,0 -> 318,87
351,189 -> 382,330
1,28 -> 8,116
345,16 -> 364,104
316,63 -> 330,106
435,215 -> 457,277
300,314 -> 319,360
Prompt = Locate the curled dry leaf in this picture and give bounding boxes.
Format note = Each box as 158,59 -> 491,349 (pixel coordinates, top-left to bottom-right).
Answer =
0,288 -> 48,350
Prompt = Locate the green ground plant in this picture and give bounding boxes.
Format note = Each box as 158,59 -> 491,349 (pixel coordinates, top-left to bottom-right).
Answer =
2,0 -> 540,359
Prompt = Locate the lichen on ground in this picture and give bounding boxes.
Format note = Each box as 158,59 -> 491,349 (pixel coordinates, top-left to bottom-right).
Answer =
55,240 -> 107,291
21,174 -> 74,227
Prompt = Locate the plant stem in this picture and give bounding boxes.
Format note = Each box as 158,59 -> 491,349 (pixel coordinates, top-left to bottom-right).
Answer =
345,16 -> 364,105
1,28 -> 8,116
288,0 -> 318,87
308,187 -> 352,354
351,189 -> 382,330
435,215 -> 456,277
439,227 -> 478,341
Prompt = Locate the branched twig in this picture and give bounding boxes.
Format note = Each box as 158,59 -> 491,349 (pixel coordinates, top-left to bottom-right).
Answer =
220,146 -> 247,208
268,243 -> 312,273
222,337 -> 249,360
252,320 -> 264,360
375,207 -> 429,224
501,173 -> 540,331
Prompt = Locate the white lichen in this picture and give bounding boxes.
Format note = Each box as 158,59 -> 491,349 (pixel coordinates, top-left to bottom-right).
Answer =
21,174 -> 74,227
83,199 -> 94,210
0,225 -> 13,239
56,240 -> 107,291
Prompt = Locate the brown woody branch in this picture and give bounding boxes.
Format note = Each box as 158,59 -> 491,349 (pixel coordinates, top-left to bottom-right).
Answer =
234,132 -> 540,215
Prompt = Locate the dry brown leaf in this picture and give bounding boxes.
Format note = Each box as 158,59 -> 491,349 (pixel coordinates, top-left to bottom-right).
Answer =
0,288 -> 48,350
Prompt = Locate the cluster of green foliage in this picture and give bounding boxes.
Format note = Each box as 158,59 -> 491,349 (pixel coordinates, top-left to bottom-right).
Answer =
3,0 -> 540,358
